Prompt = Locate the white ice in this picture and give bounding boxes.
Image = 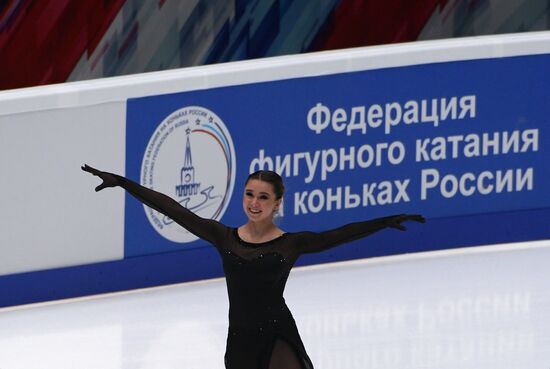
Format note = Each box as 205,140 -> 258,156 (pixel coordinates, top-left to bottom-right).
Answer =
1,240 -> 549,369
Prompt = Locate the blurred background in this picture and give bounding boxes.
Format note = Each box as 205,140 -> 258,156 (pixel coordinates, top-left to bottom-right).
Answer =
1,0 -> 549,90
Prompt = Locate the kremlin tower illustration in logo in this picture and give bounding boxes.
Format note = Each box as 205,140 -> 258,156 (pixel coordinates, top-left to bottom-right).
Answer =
141,106 -> 236,244
176,128 -> 200,198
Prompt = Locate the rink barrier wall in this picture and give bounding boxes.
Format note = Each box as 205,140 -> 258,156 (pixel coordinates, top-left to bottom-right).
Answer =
0,32 -> 549,307
1,208 -> 549,308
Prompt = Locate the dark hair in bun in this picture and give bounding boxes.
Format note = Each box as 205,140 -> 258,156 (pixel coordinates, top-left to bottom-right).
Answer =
245,170 -> 285,199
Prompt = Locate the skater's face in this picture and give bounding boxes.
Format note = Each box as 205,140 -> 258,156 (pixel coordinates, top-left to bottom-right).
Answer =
243,179 -> 281,222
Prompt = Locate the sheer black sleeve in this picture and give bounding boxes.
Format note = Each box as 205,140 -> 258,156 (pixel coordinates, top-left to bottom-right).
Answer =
114,174 -> 227,246
293,215 -> 414,255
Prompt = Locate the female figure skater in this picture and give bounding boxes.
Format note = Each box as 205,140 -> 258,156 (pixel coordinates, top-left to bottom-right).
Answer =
82,164 -> 424,369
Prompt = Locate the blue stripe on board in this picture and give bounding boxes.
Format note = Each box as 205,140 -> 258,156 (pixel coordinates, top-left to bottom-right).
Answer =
1,208 -> 549,308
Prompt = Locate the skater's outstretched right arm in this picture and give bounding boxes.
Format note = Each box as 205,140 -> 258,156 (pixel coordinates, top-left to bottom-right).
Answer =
81,164 -> 225,244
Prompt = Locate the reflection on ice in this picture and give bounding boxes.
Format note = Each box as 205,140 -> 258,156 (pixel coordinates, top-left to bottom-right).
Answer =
0,240 -> 549,369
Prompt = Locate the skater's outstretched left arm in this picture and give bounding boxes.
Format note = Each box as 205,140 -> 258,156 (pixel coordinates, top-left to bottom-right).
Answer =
294,214 -> 425,254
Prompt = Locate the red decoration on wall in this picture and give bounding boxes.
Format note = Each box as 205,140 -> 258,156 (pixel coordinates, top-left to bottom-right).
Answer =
0,0 -> 125,90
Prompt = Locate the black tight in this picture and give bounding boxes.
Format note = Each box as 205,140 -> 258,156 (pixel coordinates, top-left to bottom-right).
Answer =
268,339 -> 304,369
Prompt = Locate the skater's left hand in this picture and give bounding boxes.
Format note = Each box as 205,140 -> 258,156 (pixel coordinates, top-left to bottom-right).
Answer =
386,214 -> 425,231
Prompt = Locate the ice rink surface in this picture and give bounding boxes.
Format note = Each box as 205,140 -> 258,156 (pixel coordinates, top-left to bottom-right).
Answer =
1,240 -> 549,369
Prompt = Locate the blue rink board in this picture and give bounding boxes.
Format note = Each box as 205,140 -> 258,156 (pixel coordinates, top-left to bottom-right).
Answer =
1,208 -> 549,307
2,52 -> 550,308
124,53 -> 549,258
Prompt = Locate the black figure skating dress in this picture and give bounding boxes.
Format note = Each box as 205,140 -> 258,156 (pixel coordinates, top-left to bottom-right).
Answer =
111,174 -> 407,369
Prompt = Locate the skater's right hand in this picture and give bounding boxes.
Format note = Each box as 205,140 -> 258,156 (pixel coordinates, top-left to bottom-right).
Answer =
81,164 -> 119,192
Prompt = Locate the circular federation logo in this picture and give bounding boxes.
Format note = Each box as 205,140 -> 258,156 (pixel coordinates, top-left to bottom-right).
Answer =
141,106 -> 236,243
